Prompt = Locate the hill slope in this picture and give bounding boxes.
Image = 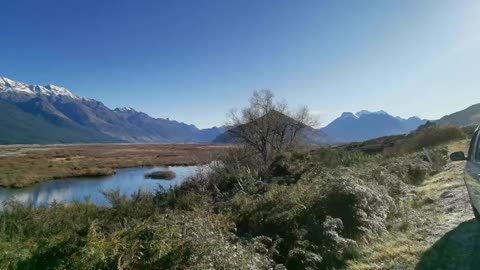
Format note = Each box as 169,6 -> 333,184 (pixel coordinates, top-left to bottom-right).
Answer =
0,100 -> 118,144
436,103 -> 480,127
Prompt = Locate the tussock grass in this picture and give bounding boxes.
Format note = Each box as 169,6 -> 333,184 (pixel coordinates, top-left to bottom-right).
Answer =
349,233 -> 429,270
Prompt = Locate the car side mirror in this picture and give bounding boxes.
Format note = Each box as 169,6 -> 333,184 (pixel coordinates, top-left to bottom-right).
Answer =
450,151 -> 466,161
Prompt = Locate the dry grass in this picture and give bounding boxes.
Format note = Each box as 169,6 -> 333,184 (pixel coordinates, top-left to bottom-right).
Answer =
347,139 -> 471,269
349,232 -> 429,270
0,144 -> 231,188
448,139 -> 469,154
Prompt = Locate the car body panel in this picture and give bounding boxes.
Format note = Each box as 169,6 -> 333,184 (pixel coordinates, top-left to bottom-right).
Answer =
464,129 -> 480,213
465,161 -> 480,211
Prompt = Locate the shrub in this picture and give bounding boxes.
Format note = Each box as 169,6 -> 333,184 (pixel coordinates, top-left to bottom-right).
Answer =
384,147 -> 448,185
397,126 -> 465,154
340,126 -> 464,158
267,149 -> 375,186
413,126 -> 464,148
0,200 -> 272,269
309,148 -> 374,168
177,148 -> 265,203
224,167 -> 396,269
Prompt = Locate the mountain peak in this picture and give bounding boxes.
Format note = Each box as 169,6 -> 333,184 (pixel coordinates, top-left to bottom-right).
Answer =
0,77 -> 17,86
0,77 -> 79,99
355,110 -> 388,117
339,112 -> 357,120
43,84 -> 77,98
115,107 -> 137,113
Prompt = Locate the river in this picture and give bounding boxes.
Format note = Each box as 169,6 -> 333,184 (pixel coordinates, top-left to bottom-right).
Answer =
0,166 -> 199,207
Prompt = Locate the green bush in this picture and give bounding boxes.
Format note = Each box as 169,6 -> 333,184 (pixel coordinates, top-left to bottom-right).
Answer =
221,167 -> 397,269
384,147 -> 448,185
177,149 -> 265,203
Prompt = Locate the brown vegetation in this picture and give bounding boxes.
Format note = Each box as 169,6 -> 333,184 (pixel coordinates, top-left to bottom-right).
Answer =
338,125 -> 466,156
0,144 -> 230,188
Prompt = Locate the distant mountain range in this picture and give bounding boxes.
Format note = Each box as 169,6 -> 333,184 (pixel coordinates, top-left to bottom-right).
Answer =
0,77 -> 224,144
321,110 -> 427,143
7,77 -> 476,145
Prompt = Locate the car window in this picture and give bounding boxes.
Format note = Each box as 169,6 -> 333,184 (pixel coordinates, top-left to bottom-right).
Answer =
472,130 -> 480,161
468,130 -> 478,160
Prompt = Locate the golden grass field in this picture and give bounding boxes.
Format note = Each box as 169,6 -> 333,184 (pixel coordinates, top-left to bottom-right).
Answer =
0,144 -> 231,188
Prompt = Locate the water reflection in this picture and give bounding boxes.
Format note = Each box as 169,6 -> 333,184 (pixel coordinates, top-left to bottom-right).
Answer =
0,166 -> 198,207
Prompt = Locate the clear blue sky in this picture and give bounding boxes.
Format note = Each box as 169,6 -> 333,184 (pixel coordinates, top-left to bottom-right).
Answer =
1,0 -> 479,128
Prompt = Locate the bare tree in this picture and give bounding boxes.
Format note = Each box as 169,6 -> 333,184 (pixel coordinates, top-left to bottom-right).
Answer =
226,90 -> 317,166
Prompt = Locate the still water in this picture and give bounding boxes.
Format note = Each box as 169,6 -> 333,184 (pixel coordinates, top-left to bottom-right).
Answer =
0,166 -> 199,207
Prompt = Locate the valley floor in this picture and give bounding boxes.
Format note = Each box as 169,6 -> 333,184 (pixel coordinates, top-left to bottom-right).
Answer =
0,144 -> 230,188
349,140 -> 477,269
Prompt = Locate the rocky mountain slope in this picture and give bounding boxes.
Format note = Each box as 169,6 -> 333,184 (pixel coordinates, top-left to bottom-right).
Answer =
436,103 -> 480,127
322,110 -> 426,142
0,77 -> 224,144
0,100 -> 117,144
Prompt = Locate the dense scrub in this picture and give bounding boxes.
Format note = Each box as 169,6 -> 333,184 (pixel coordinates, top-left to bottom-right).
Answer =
397,125 -> 465,153
0,129 -> 452,269
341,125 -> 465,157
0,197 -> 271,269
181,148 -> 446,269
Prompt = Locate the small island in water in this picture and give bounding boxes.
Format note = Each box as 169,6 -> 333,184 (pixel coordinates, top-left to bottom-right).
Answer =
144,170 -> 177,180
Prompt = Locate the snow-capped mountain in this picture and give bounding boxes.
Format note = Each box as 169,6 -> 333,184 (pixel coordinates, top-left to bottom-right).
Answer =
0,77 -> 79,99
114,107 -> 137,113
0,77 -> 224,144
322,110 -> 427,143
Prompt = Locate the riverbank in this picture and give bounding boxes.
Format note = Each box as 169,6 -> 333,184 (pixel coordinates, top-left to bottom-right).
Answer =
0,144 -> 230,188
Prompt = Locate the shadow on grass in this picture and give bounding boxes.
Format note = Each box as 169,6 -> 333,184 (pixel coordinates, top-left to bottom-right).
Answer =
416,219 -> 480,270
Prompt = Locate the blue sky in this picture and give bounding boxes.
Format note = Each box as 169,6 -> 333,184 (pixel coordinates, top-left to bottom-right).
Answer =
1,0 -> 479,128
